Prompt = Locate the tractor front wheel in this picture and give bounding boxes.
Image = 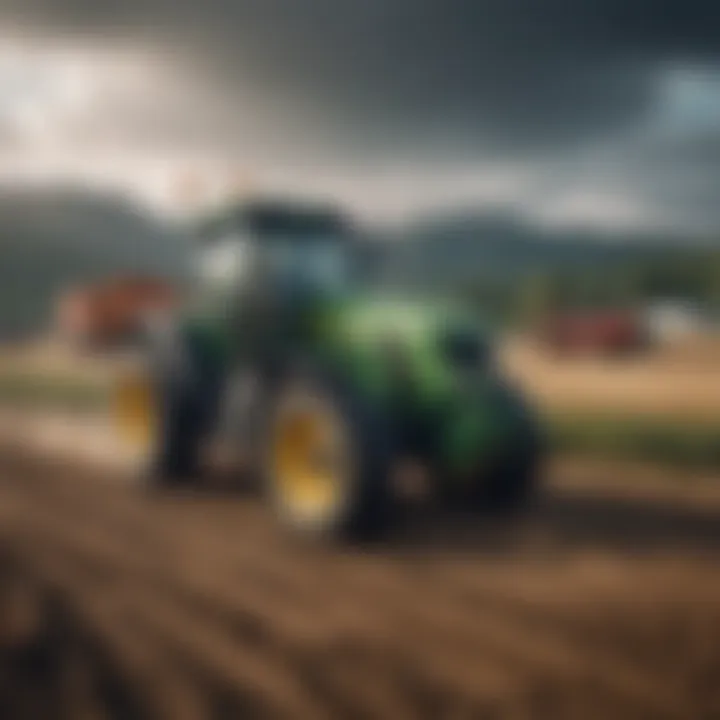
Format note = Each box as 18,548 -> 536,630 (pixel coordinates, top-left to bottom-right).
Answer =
479,433 -> 543,514
263,371 -> 394,542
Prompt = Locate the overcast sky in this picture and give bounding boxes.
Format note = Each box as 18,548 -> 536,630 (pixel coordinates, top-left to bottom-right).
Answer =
1,0 -> 719,234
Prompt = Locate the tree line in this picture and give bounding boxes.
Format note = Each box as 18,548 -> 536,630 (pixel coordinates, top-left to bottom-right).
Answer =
462,247 -> 720,328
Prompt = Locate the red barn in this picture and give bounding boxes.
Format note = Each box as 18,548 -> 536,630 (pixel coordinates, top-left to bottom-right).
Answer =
538,310 -> 648,357
56,276 -> 180,350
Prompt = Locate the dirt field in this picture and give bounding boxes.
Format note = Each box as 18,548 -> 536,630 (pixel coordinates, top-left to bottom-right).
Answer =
0,446 -> 719,720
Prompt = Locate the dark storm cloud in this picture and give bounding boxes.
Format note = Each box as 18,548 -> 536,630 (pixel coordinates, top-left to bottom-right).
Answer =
2,0 -> 720,235
2,0 -> 720,158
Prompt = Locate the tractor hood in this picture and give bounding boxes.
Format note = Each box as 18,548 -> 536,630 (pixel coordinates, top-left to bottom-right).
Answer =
320,293 -> 538,474
321,293 -> 495,404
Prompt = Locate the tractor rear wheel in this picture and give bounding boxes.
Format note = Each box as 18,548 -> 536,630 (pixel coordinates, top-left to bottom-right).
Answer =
114,367 -> 206,486
113,330 -> 220,487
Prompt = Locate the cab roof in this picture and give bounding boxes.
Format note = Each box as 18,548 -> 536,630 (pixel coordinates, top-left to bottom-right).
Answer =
195,198 -> 354,243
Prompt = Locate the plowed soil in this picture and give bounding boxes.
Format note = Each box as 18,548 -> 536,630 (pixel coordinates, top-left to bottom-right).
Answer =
0,448 -> 719,720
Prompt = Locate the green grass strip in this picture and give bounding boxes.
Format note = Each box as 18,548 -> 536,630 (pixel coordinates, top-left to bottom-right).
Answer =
548,411 -> 720,471
0,371 -> 109,414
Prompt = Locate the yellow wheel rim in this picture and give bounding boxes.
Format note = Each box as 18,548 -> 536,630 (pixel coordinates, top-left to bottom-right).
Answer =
113,373 -> 157,456
272,403 -> 348,523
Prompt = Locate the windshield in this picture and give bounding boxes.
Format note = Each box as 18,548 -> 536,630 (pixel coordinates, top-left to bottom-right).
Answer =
265,239 -> 351,292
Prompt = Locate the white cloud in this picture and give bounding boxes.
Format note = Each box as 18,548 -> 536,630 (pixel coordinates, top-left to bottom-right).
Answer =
0,33 -> 718,238
530,189 -> 652,234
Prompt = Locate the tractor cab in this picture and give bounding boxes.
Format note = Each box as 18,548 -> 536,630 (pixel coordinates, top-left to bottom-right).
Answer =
194,200 -> 360,308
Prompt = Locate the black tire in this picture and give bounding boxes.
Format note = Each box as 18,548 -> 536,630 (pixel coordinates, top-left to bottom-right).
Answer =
139,331 -> 221,488
262,368 -> 394,542
145,371 -> 205,486
481,430 -> 543,514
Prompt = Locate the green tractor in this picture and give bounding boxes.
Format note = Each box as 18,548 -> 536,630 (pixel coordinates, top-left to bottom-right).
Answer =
114,199 -> 543,540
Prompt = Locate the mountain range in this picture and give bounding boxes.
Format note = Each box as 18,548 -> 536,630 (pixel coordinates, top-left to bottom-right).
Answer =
380,210 -> 700,288
0,188 -> 711,338
0,187 -> 190,339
